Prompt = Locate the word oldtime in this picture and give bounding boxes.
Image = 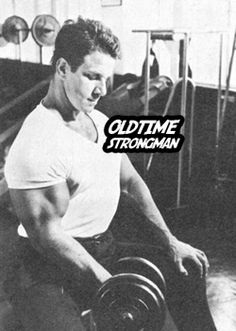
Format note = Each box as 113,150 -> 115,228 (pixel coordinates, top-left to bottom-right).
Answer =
103,116 -> 185,153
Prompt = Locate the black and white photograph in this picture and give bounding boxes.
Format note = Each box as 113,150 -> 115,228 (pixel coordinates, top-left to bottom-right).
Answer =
0,1 -> 235,330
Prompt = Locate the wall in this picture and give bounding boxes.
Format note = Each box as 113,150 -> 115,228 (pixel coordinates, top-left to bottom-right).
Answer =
173,0 -> 233,87
0,0 -> 236,87
0,0 -> 162,77
101,0 -> 161,76
0,0 -> 102,65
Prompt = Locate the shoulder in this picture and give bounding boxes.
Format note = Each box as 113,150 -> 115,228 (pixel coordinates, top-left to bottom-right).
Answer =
22,103 -> 64,133
8,104 -> 67,159
5,104 -> 72,189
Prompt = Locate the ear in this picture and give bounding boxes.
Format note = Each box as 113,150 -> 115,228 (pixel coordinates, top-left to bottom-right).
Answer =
56,58 -> 71,79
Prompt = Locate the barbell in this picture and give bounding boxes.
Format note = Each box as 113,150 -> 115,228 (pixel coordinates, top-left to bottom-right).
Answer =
90,257 -> 167,331
114,256 -> 167,297
31,15 -> 60,47
2,16 -> 29,44
0,14 -> 60,47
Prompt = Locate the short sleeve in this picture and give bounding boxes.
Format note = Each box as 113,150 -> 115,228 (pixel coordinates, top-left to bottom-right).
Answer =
5,139 -> 71,189
4,107 -> 72,189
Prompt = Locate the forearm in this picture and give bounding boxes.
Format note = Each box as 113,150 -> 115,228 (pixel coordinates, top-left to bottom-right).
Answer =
28,222 -> 111,288
125,174 -> 176,248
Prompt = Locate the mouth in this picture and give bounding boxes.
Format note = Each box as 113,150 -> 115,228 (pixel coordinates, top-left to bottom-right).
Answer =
87,98 -> 99,106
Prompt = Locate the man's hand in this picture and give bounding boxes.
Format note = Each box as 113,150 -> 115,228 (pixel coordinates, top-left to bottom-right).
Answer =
119,154 -> 210,279
169,238 -> 210,278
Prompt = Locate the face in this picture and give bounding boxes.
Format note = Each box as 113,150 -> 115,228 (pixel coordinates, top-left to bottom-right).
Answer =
63,51 -> 116,114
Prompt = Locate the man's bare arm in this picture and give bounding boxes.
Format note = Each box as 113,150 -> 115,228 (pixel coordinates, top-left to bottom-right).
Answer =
120,154 -> 209,277
120,154 -> 175,247
9,182 -> 111,287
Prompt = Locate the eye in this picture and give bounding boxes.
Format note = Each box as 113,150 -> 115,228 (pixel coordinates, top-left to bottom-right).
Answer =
84,73 -> 100,80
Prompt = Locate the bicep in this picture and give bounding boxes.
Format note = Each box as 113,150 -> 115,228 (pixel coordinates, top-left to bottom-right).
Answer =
120,154 -> 140,193
9,182 -> 70,234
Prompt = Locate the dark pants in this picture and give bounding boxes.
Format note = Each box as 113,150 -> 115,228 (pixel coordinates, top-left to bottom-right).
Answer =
4,230 -> 217,331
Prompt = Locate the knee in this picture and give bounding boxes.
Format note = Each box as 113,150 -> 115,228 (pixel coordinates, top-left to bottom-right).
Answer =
184,259 -> 207,289
165,262 -> 207,297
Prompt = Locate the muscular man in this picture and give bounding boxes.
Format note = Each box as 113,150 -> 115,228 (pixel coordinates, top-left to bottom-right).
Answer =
4,17 -> 216,331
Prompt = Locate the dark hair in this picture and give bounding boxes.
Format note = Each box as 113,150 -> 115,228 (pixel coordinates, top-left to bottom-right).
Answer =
51,16 -> 121,72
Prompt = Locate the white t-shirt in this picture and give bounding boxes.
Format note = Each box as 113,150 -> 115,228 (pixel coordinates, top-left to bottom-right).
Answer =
4,103 -> 121,238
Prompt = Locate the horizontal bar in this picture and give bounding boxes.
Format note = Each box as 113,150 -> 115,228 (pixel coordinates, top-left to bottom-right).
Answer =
133,29 -> 228,34
133,29 -> 188,34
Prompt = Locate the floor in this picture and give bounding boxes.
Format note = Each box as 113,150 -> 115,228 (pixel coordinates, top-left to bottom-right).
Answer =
205,229 -> 236,331
172,208 -> 236,331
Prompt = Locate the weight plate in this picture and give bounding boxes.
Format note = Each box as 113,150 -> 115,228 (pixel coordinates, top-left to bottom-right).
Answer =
31,14 -> 60,47
2,16 -> 29,44
99,287 -> 155,330
114,256 -> 167,296
96,283 -> 159,331
0,24 -> 8,47
94,273 -> 166,331
99,273 -> 166,316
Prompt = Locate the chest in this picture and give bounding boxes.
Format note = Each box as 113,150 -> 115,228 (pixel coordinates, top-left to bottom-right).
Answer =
67,139 -> 121,197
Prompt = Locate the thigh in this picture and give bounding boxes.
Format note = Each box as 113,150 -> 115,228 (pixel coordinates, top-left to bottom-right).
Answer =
110,240 -> 174,279
12,283 -> 86,331
110,240 -> 206,298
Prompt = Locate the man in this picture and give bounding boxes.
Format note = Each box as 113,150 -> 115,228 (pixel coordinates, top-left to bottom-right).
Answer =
4,17 -> 216,331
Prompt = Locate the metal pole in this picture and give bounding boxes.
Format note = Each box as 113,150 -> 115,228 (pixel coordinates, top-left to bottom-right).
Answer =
220,30 -> 236,131
39,45 -> 43,65
215,33 -> 223,177
17,30 -> 24,92
176,33 -> 188,208
18,31 -> 22,61
18,31 -> 23,64
144,31 -> 151,116
143,31 -> 151,180
188,78 -> 196,179
12,0 -> 17,59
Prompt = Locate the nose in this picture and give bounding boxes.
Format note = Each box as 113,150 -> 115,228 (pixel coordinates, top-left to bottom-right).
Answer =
93,79 -> 107,98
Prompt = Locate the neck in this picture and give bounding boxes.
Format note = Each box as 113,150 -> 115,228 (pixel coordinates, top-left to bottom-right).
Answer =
43,77 -> 79,122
